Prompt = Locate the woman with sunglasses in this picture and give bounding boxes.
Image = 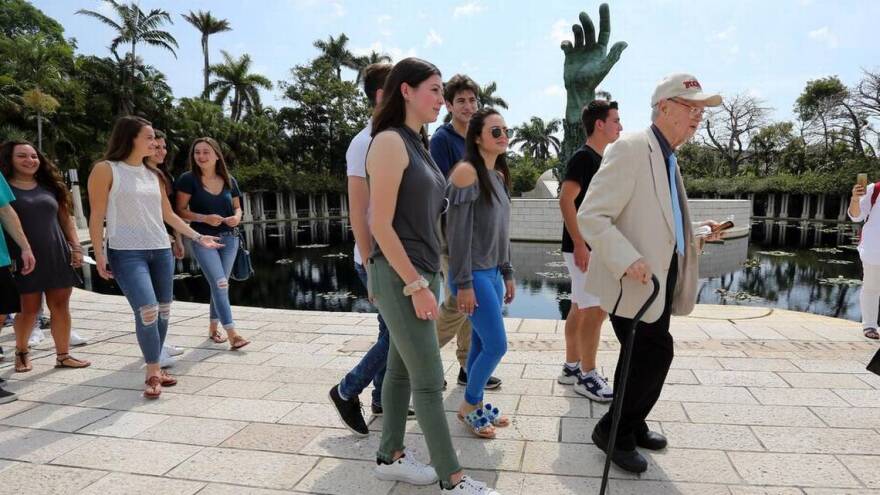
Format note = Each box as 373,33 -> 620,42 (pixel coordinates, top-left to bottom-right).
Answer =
446,107 -> 515,439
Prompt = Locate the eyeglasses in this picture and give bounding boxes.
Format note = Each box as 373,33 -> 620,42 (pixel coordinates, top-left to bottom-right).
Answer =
670,98 -> 705,118
491,126 -> 513,139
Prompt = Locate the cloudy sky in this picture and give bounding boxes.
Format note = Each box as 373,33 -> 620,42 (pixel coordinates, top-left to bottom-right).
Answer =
32,0 -> 880,132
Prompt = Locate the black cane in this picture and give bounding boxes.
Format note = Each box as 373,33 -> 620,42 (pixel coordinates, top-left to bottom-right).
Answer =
598,275 -> 661,495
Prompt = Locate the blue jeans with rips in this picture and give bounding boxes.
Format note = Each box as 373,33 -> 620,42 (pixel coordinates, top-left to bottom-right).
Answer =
337,262 -> 389,407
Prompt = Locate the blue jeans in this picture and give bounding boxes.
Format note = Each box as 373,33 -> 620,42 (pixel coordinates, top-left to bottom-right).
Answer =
337,262 -> 389,407
191,232 -> 239,329
107,248 -> 174,364
451,268 -> 508,405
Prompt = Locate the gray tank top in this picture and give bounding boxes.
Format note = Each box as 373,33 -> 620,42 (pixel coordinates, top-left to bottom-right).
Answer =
371,126 -> 447,273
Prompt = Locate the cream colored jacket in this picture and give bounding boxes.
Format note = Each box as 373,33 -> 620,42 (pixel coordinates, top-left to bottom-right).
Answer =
576,127 -> 700,323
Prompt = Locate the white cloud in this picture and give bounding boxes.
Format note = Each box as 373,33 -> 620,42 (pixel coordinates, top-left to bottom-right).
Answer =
550,19 -> 570,44
289,0 -> 345,17
543,85 -> 565,97
453,2 -> 487,18
425,29 -> 443,48
710,26 -> 736,41
729,44 -> 740,55
353,41 -> 417,62
808,26 -> 838,48
377,14 -> 392,23
331,2 -> 345,16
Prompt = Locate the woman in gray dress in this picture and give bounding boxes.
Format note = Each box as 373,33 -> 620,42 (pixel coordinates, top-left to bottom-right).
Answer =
0,141 -> 90,372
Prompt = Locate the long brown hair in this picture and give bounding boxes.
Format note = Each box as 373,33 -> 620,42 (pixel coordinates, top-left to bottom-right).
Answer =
100,115 -> 163,182
461,108 -> 512,203
148,130 -> 173,192
0,140 -> 73,215
371,57 -> 442,148
188,137 -> 232,189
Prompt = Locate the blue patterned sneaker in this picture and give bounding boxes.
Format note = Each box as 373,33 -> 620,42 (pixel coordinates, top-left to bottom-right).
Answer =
557,362 -> 580,385
574,369 -> 613,402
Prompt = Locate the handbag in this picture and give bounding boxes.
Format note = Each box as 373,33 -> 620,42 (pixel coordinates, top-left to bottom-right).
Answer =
230,230 -> 254,282
868,347 -> 880,376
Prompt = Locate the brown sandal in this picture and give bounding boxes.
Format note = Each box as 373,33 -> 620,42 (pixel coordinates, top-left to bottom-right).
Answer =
55,353 -> 91,369
229,335 -> 250,351
143,375 -> 162,399
14,350 -> 32,373
209,329 -> 228,344
159,370 -> 177,387
864,328 -> 879,340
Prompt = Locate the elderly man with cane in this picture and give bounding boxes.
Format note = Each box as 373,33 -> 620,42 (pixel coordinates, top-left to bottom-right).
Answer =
577,73 -> 726,474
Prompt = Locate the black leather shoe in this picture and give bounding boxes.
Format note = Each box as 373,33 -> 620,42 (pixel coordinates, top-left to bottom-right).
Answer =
592,426 -> 648,473
636,430 -> 667,450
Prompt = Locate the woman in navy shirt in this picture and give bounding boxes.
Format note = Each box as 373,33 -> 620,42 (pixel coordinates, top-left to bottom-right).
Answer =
175,137 -> 250,350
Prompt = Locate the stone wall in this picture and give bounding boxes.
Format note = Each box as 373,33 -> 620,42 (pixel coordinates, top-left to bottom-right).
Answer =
509,199 -> 752,242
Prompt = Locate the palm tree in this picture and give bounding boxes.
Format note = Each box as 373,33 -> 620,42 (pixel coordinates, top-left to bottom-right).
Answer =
511,116 -> 562,161
206,51 -> 273,122
181,10 -> 232,98
478,82 -> 509,109
76,0 -> 177,114
313,33 -> 359,80
354,50 -> 392,83
1,35 -> 66,150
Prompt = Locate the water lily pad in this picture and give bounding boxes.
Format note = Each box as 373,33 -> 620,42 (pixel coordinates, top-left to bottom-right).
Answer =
322,253 -> 349,258
555,292 -> 571,301
275,258 -> 295,264
839,245 -> 859,251
319,291 -> 357,300
742,258 -> 761,269
811,247 -> 843,254
299,244 -> 330,249
545,249 -> 562,256
755,250 -> 796,257
818,258 -> 854,265
173,273 -> 201,280
818,276 -> 862,286
714,288 -> 763,301
536,271 -> 568,280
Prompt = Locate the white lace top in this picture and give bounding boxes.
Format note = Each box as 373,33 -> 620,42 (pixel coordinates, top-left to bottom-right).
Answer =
105,161 -> 171,250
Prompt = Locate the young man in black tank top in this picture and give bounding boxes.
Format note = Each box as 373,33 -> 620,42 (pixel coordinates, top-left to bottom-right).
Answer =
557,100 -> 622,401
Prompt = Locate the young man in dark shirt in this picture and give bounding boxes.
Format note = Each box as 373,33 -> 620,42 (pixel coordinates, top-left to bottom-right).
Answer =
431,74 -> 501,389
557,100 -> 622,401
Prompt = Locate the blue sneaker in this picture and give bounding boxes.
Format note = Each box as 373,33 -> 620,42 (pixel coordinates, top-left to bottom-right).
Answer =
574,369 -> 613,402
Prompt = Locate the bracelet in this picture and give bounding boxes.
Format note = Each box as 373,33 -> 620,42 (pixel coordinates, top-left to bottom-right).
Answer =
192,233 -> 203,243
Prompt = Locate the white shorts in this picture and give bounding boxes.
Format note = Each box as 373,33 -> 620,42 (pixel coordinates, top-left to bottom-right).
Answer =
563,252 -> 602,309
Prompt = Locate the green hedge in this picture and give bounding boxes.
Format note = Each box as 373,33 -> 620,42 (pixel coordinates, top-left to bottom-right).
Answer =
232,162 -> 346,194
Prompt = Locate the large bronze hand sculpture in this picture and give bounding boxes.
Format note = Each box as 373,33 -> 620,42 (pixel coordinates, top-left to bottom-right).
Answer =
560,3 -> 627,161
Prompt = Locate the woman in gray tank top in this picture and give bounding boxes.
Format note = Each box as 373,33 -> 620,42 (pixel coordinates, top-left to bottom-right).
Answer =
366,58 -> 502,495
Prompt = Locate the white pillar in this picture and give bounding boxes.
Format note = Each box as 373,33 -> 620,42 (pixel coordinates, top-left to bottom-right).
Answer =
68,171 -> 87,229
340,193 -> 349,216
275,192 -> 286,221
241,192 -> 253,222
255,192 -> 267,222
766,193 -> 776,217
814,194 -> 826,220
801,195 -> 812,220
838,195 -> 848,221
289,193 -> 298,219
308,194 -> 317,218
321,193 -> 329,218
779,193 -> 790,218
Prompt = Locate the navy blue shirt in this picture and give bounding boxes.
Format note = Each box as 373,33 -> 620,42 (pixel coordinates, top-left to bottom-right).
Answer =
651,124 -> 673,181
174,171 -> 241,235
429,123 -> 466,177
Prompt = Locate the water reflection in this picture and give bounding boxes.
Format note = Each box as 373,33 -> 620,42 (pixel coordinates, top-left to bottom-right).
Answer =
82,219 -> 865,322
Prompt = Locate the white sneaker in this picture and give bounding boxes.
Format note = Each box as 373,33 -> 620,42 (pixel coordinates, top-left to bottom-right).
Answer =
163,343 -> 184,356
374,448 -> 438,486
159,349 -> 176,369
28,328 -> 45,347
441,476 -> 501,494
69,331 -> 88,346
573,369 -> 614,402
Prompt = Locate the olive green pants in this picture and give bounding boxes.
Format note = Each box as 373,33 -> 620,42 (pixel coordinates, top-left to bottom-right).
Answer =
368,257 -> 461,483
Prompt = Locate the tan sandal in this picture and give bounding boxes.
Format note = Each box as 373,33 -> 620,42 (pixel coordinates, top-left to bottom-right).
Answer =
143,375 -> 162,399
159,370 -> 177,387
55,353 -> 91,369
209,329 -> 228,344
229,335 -> 250,351
14,350 -> 32,373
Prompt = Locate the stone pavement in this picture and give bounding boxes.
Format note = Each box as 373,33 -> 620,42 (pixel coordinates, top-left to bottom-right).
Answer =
0,289 -> 878,494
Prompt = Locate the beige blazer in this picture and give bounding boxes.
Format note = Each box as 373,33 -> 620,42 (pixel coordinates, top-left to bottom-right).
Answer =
576,127 -> 700,323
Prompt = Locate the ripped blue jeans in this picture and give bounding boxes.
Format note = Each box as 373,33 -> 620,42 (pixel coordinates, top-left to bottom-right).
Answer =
191,233 -> 239,330
107,248 -> 174,364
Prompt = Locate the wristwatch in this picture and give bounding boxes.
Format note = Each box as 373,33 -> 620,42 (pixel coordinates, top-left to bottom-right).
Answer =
402,276 -> 429,296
